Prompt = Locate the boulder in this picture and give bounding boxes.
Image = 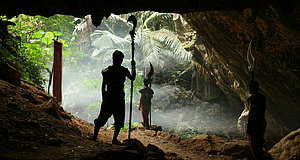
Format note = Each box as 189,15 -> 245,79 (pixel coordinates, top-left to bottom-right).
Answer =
0,62 -> 21,86
221,141 -> 251,159
268,128 -> 300,160
146,144 -> 166,160
122,138 -> 146,156
180,134 -> 251,158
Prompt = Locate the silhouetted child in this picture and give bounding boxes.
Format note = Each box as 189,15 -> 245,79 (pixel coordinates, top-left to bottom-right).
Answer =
138,78 -> 154,129
246,80 -> 267,160
91,50 -> 136,144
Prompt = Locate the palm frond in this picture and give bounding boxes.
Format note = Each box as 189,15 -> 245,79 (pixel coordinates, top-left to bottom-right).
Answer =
149,29 -> 192,62
137,28 -> 192,69
99,14 -> 132,37
143,13 -> 175,31
89,30 -> 131,61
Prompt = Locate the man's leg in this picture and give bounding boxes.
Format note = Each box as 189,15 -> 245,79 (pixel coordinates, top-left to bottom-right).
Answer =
141,105 -> 150,128
249,134 -> 265,160
111,95 -> 125,144
112,103 -> 125,144
144,106 -> 150,129
92,104 -> 111,141
92,119 -> 103,141
256,135 -> 265,160
141,105 -> 146,127
112,127 -> 121,144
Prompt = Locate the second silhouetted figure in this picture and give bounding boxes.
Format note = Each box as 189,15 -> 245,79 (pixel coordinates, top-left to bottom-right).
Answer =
247,80 -> 267,160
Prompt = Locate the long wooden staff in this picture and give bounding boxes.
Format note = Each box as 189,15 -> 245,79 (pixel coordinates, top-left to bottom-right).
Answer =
128,15 -> 137,139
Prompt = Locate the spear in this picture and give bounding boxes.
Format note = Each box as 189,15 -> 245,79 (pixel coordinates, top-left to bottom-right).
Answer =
247,40 -> 255,80
146,62 -> 154,128
127,15 -> 137,139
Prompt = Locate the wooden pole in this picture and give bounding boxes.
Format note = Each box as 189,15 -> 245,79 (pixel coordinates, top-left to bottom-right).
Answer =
128,15 -> 137,139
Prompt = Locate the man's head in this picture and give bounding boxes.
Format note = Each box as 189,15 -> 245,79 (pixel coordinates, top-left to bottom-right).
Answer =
249,80 -> 259,94
144,78 -> 151,86
112,50 -> 124,66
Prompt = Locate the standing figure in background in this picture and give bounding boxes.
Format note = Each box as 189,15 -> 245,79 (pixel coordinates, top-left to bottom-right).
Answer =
246,80 -> 267,160
138,78 -> 154,129
91,50 -> 136,144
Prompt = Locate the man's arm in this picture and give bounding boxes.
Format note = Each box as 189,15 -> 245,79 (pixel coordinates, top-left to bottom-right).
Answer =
139,95 -> 143,110
126,60 -> 136,81
102,78 -> 107,98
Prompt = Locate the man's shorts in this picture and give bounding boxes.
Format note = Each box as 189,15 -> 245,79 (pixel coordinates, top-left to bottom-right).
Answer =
94,94 -> 125,128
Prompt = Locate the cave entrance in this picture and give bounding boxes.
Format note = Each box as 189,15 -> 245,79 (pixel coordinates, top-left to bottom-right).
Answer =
2,12 -> 240,139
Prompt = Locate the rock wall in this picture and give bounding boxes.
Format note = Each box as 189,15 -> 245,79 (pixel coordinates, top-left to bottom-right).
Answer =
0,0 -> 274,27
182,4 -> 300,148
268,128 -> 300,160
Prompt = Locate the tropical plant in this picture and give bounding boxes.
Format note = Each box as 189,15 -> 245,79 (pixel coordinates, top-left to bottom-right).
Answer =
1,16 -> 47,86
1,14 -> 77,87
90,30 -> 131,64
142,12 -> 175,31
85,12 -> 191,70
138,28 -> 191,69
111,122 -> 140,131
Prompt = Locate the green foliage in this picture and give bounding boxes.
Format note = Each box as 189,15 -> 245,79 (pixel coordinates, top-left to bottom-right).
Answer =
19,43 -> 47,85
90,30 -> 130,64
133,75 -> 145,90
85,102 -> 101,122
168,70 -> 181,78
0,21 -> 47,85
140,29 -> 191,69
143,12 -> 175,31
41,32 -> 55,45
124,72 -> 145,103
0,14 -> 76,86
175,122 -> 207,139
111,122 -> 140,131
183,43 -> 195,49
87,101 -> 101,109
176,128 -> 208,139
125,74 -> 144,94
81,78 -> 102,91
87,12 -> 191,70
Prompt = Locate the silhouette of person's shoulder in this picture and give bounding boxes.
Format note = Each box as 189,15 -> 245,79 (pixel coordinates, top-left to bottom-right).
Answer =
252,93 -> 266,101
139,87 -> 154,94
257,93 -> 266,103
102,66 -> 129,79
102,67 -> 110,74
258,92 -> 266,98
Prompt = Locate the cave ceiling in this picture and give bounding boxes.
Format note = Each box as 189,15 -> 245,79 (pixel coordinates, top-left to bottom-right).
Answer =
0,0 -> 292,26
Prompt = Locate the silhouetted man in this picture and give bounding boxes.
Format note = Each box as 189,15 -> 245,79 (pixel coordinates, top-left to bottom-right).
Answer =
138,78 -> 154,129
92,50 -> 136,144
246,80 -> 267,160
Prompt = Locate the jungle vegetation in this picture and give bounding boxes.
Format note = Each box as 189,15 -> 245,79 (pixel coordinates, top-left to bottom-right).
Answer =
1,12 -> 236,139
0,12 -> 192,124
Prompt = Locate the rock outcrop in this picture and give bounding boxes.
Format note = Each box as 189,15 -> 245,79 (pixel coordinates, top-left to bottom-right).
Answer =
182,4 -> 300,148
268,128 -> 300,160
0,62 -> 21,86
179,134 -> 251,159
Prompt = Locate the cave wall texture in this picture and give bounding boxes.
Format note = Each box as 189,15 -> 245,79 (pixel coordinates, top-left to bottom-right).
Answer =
1,0 -> 299,147
182,4 -> 300,146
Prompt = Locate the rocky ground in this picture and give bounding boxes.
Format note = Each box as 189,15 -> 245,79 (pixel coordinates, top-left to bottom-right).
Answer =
0,78 -> 299,160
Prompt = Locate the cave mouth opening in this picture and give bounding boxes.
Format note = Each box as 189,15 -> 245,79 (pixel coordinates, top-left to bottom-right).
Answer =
2,11 -> 241,140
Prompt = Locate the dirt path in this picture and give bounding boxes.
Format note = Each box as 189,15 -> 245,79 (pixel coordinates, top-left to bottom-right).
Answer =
88,127 -> 236,160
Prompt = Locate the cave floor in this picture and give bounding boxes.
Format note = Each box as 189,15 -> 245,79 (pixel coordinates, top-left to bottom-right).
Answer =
0,79 -> 246,160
